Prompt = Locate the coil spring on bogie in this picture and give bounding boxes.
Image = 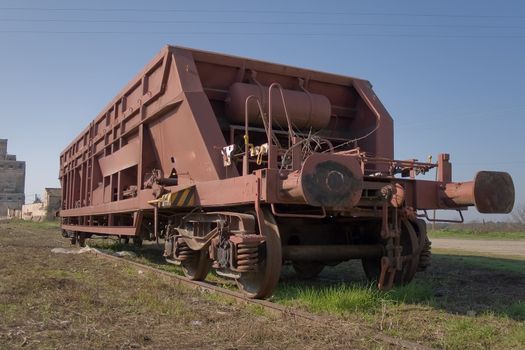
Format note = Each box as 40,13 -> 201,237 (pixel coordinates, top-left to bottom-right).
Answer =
235,242 -> 260,272
175,241 -> 197,261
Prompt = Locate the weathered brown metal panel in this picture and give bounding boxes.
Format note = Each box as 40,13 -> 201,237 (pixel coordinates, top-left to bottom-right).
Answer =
98,141 -> 140,177
59,45 -> 514,239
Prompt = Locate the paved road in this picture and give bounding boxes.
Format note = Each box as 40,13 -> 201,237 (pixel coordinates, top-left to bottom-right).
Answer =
431,238 -> 525,258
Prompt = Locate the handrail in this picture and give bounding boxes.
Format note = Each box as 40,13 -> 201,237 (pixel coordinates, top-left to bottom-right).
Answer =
243,95 -> 278,175
418,209 -> 464,223
244,95 -> 263,176
267,82 -> 298,169
268,82 -> 296,148
243,83 -> 296,172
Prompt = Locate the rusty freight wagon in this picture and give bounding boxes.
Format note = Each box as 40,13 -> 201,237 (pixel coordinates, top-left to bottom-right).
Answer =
59,46 -> 515,298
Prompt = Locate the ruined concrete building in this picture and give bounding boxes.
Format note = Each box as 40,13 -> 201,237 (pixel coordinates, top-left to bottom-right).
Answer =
22,188 -> 61,221
0,139 -> 25,217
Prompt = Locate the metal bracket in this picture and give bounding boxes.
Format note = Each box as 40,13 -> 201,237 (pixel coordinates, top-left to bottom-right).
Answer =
270,204 -> 327,219
221,144 -> 235,166
418,209 -> 464,223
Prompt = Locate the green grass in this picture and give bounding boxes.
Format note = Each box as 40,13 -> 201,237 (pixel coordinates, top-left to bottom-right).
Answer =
511,326 -> 525,344
506,301 -> 525,321
1,218 -> 60,229
273,276 -> 525,349
445,318 -> 498,349
429,229 -> 525,240
387,281 -> 434,304
274,280 -> 434,316
434,254 -> 525,274
276,283 -> 383,315
245,304 -> 277,319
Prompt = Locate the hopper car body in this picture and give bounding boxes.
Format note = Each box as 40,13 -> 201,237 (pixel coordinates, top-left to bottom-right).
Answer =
59,46 -> 515,298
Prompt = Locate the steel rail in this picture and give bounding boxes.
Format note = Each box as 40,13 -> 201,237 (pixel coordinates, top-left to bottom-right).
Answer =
90,248 -> 434,350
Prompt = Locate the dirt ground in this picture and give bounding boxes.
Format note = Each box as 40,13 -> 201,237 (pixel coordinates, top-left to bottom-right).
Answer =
0,221 -> 391,350
431,238 -> 525,258
2,221 -> 524,349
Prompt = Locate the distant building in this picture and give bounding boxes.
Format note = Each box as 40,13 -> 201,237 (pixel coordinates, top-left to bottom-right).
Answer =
0,139 -> 25,217
21,188 -> 61,221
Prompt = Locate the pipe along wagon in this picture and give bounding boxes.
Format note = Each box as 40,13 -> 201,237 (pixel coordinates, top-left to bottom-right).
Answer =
59,46 -> 515,298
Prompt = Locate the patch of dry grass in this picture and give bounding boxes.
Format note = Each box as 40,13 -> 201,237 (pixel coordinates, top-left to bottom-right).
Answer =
89,227 -> 525,349
0,221 -> 377,349
5,220 -> 524,349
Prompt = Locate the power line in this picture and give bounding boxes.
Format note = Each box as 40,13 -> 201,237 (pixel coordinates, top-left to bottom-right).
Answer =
0,30 -> 524,39
0,7 -> 524,19
1,18 -> 525,30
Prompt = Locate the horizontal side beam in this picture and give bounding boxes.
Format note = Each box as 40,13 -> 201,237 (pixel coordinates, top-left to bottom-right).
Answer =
62,224 -> 138,236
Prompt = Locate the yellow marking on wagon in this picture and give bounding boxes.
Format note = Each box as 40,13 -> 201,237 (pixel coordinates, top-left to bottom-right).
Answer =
148,186 -> 196,208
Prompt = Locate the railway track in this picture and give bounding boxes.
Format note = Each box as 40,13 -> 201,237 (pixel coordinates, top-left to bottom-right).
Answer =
90,247 -> 433,350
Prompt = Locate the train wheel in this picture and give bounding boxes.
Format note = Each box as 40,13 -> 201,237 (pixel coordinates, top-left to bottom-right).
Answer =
181,249 -> 212,281
119,236 -> 130,245
236,208 -> 282,299
362,218 -> 422,287
132,237 -> 143,247
292,261 -> 325,279
417,222 -> 432,272
78,233 -> 86,247
399,218 -> 421,284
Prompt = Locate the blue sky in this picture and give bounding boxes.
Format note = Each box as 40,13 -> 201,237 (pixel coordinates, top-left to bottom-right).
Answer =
0,0 -> 523,221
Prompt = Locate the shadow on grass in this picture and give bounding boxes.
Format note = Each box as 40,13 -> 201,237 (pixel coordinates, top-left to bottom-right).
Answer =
425,254 -> 525,321
274,262 -> 434,316
276,254 -> 525,321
